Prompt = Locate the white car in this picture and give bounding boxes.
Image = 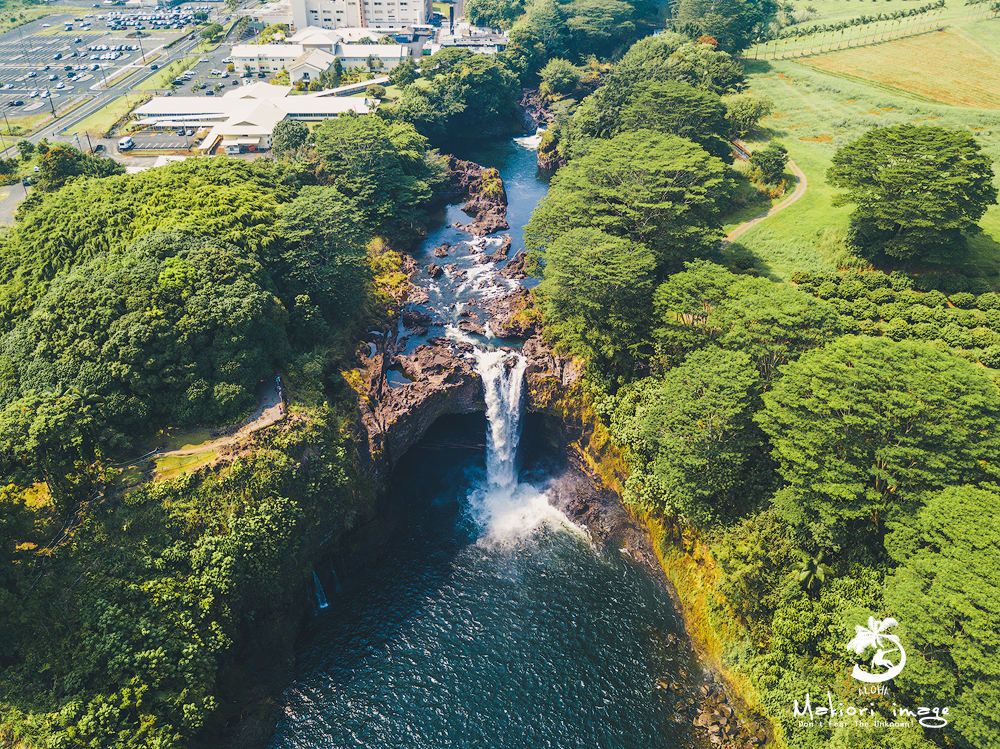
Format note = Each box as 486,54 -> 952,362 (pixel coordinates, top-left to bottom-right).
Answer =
199,58 -> 209,63
55,82 -> 65,89
29,90 -> 38,97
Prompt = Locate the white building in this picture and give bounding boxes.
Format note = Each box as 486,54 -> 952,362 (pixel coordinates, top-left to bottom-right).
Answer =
132,82 -> 374,154
232,30 -> 410,80
241,0 -> 431,32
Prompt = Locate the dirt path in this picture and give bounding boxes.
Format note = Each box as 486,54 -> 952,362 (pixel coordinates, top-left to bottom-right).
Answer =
159,388 -> 284,458
722,159 -> 808,247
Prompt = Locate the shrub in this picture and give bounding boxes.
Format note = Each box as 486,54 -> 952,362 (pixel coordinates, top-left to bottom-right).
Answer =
837,276 -> 867,301
860,270 -> 890,290
980,344 -> 1000,368
857,318 -> 878,335
869,287 -> 895,305
852,298 -> 878,320
941,274 -> 971,294
950,292 -> 977,309
816,281 -> 838,299
881,318 -> 909,340
970,278 -> 992,295
912,322 -> 938,340
913,273 -> 942,292
972,327 -> 998,349
977,292 -> 1000,310
879,302 -> 906,321
923,290 -> 947,308
790,270 -> 812,284
889,270 -> 913,291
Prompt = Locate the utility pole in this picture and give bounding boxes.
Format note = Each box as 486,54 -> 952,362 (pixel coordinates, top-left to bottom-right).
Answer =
137,32 -> 146,64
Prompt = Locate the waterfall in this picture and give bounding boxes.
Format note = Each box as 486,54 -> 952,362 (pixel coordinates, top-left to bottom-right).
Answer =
474,349 -> 527,492
313,571 -> 329,610
468,348 -> 577,540
329,562 -> 342,593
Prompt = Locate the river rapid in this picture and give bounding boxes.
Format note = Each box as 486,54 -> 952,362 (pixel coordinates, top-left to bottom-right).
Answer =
266,135 -> 706,749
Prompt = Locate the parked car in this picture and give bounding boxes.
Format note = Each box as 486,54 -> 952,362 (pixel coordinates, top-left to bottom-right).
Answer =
118,136 -> 135,151
27,71 -> 36,78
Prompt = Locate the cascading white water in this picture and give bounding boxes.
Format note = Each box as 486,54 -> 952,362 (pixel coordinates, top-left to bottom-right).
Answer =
468,349 -> 580,541
474,349 -> 527,492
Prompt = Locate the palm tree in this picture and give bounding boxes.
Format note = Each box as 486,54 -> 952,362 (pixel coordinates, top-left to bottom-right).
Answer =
793,551 -> 834,597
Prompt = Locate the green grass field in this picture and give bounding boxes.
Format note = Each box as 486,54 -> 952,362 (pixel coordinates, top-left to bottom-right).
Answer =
69,94 -> 146,136
154,449 -> 217,481
735,51 -> 1000,282
0,2 -> 79,34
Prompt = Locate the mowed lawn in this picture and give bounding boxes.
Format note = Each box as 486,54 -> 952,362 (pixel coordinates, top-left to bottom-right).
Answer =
798,29 -> 1000,109
733,57 -> 1000,282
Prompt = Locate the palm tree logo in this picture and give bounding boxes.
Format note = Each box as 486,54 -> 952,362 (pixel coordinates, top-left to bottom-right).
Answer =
846,616 -> 907,683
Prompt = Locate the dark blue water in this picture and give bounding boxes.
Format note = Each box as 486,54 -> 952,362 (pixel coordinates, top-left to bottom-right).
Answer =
268,416 -> 702,749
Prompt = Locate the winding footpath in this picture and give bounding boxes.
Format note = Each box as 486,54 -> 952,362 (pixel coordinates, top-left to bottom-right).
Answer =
157,388 -> 284,460
722,158 -> 808,247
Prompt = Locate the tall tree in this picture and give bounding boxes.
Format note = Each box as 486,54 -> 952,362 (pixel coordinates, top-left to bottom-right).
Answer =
757,336 -> 1000,548
525,129 -> 731,270
616,347 -> 770,523
619,80 -> 732,161
827,124 -> 998,265
536,227 -> 655,374
271,118 -> 309,158
886,486 -> 1000,749
673,0 -> 776,53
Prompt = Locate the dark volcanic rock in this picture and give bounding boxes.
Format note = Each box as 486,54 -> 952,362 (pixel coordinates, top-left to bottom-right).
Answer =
427,263 -> 443,278
432,243 -> 451,257
401,309 -> 432,328
479,234 -> 512,264
445,156 -> 510,236
483,286 -> 538,339
457,320 -> 486,336
356,340 -> 484,493
499,250 -> 529,280
519,87 -> 555,131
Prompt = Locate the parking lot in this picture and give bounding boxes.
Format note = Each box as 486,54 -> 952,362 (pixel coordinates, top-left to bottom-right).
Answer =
0,9 -> 200,113
124,131 -> 196,150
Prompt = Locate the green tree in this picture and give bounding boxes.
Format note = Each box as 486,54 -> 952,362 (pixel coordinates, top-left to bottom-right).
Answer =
200,22 -> 223,41
791,551 -> 833,597
536,227 -> 655,374
389,56 -> 418,87
827,124 -> 998,265
616,347 -> 769,523
36,143 -> 124,192
311,116 -> 439,237
525,129 -> 731,271
465,0 -> 525,28
711,275 -> 841,380
674,0 -> 775,53
562,0 -> 637,58
276,186 -> 370,326
722,92 -> 774,137
749,142 -> 788,183
757,336 -> 1000,548
271,118 -> 309,158
365,83 -> 386,99
539,57 -> 580,97
619,80 -> 732,161
886,486 -> 1000,749
15,139 -> 34,161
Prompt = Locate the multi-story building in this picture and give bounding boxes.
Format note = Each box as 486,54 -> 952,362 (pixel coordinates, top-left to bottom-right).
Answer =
241,0 -> 432,32
232,31 -> 411,80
